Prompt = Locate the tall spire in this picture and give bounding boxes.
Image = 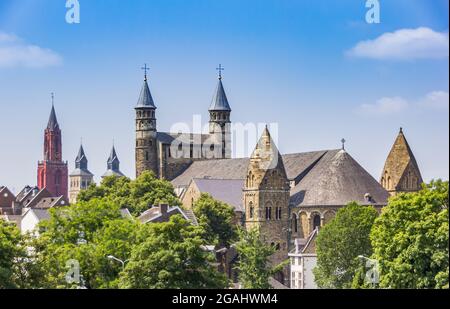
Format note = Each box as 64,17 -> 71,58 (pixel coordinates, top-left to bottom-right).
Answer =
47,94 -> 59,130
136,64 -> 156,108
209,69 -> 231,111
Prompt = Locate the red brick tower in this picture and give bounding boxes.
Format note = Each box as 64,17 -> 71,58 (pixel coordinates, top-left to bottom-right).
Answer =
37,98 -> 68,199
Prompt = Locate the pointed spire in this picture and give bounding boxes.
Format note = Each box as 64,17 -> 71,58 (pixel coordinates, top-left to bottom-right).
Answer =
103,145 -> 124,178
380,128 -> 423,194
47,94 -> 59,130
136,65 -> 156,108
251,126 -> 282,171
209,77 -> 231,112
75,144 -> 88,170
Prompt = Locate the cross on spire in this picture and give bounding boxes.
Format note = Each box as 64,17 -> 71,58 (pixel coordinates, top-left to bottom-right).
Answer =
141,63 -> 150,81
51,92 -> 55,106
216,64 -> 224,80
341,138 -> 346,150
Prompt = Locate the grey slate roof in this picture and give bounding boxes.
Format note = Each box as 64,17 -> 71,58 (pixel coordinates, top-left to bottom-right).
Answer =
290,150 -> 389,207
136,79 -> 156,109
47,105 -> 59,130
171,150 -> 330,188
71,144 -> 93,176
29,208 -> 51,221
209,79 -> 231,111
191,178 -> 245,212
172,158 -> 250,188
157,132 -> 211,145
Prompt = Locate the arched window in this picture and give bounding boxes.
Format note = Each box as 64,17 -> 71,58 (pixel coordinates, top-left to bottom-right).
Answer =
387,176 -> 391,190
146,151 -> 149,161
313,214 -> 321,231
292,213 -> 298,233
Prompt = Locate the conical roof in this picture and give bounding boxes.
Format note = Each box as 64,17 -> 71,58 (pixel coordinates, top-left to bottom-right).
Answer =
108,146 -> 119,165
136,79 -> 156,108
209,79 -> 231,111
75,144 -> 88,169
250,126 -> 284,172
381,128 -> 422,187
291,149 -> 389,206
47,105 -> 59,130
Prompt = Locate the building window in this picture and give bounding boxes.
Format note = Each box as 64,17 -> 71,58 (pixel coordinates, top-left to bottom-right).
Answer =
275,207 -> 282,220
249,202 -> 254,218
265,207 -> 272,220
146,151 -> 149,161
293,213 -> 298,233
313,214 -> 321,231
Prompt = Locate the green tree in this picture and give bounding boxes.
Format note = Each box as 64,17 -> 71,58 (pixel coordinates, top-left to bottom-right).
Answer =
193,193 -> 237,247
119,215 -> 228,289
235,227 -> 283,289
371,180 -> 449,289
78,171 -> 180,216
32,199 -> 141,289
313,202 -> 378,289
0,220 -> 25,288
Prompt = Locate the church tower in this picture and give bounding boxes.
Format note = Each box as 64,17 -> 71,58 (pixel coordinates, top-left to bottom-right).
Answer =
135,65 -> 158,177
208,65 -> 231,159
69,144 -> 94,204
243,126 -> 290,265
381,128 -> 423,195
37,96 -> 68,199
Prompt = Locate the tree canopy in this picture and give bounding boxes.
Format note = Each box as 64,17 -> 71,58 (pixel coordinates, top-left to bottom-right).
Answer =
0,220 -> 26,288
32,199 -> 141,288
235,227 -> 282,289
192,193 -> 237,247
77,171 -> 180,216
370,180 -> 449,289
119,215 -> 229,289
314,202 -> 379,289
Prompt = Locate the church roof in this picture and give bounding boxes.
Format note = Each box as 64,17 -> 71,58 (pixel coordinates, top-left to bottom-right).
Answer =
209,79 -> 231,111
103,146 -> 124,177
290,149 -> 389,207
107,146 -> 120,165
171,150 -> 332,188
156,132 -> 211,145
190,178 -> 245,212
47,105 -> 59,130
136,79 -> 156,109
72,144 -> 93,175
381,128 -> 423,187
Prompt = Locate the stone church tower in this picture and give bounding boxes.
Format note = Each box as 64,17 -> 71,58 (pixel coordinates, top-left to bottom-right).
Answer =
208,67 -> 232,159
37,101 -> 68,199
381,128 -> 423,195
243,127 -> 291,266
135,68 -> 158,178
69,144 -> 94,204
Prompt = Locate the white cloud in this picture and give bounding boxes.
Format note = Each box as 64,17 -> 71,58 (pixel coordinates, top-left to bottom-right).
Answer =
347,27 -> 449,60
0,31 -> 62,68
357,90 -> 449,115
358,96 -> 409,115
419,91 -> 449,110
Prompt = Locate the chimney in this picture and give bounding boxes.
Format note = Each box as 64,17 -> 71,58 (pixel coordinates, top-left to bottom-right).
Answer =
159,204 -> 169,215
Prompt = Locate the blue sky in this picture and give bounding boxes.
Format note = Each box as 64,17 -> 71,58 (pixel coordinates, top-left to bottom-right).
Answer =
0,0 -> 448,192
